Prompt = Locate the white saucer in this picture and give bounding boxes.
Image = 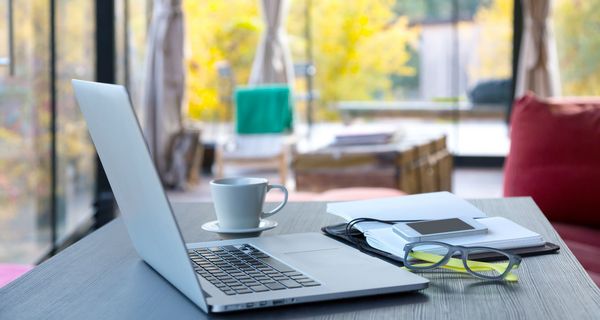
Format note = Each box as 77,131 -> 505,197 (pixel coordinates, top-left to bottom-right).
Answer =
201,220 -> 278,239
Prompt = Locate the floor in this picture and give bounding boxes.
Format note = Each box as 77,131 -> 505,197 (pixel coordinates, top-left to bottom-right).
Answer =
167,167 -> 504,202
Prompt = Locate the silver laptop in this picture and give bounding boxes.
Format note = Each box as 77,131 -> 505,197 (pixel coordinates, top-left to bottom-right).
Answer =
72,79 -> 428,313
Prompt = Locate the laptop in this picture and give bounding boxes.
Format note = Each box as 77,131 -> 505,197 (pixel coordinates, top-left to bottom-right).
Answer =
71,79 -> 428,313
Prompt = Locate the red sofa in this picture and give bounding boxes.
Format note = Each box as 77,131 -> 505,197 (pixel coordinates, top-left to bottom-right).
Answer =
504,92 -> 600,285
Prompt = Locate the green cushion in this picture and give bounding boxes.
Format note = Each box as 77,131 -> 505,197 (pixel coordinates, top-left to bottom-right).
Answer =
234,85 -> 293,134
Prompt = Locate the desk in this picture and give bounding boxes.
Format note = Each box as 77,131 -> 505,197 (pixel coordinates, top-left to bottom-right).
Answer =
1,198 -> 599,319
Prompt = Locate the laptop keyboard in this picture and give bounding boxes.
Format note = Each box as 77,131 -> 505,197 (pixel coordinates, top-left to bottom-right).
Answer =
188,244 -> 321,295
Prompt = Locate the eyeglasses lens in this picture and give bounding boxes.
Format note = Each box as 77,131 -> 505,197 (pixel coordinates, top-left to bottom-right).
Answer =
465,248 -> 511,278
405,243 -> 450,268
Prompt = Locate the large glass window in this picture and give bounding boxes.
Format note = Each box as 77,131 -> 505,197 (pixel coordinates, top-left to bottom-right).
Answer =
289,0 -> 512,156
0,1 -> 52,263
183,0 -> 513,157
1,0 -> 101,263
54,0 -> 96,242
116,0 -> 151,109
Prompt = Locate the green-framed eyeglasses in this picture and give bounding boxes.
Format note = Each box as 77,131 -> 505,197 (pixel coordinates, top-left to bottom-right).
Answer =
402,241 -> 522,282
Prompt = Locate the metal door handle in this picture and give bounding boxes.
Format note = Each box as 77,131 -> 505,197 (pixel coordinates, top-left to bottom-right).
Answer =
0,0 -> 14,76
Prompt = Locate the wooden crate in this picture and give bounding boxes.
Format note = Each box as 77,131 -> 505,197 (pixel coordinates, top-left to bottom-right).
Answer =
293,135 -> 452,194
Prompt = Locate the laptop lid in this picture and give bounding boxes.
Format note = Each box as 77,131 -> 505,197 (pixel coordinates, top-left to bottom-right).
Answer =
72,79 -> 208,312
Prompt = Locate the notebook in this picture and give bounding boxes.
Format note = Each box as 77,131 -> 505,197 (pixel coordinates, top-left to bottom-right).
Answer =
325,192 -> 555,262
364,217 -> 545,260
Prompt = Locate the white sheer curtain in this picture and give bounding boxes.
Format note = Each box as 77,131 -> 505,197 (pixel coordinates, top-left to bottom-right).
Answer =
142,0 -> 186,183
515,0 -> 561,98
248,0 -> 294,85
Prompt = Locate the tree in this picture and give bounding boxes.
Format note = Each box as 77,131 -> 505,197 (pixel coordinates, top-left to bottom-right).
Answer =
289,0 -> 417,119
185,0 -> 417,121
184,0 -> 261,121
553,0 -> 600,95
472,0 -> 512,81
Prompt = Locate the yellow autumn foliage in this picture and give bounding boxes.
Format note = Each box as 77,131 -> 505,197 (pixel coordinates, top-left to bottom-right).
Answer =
554,0 -> 600,96
184,0 -> 417,122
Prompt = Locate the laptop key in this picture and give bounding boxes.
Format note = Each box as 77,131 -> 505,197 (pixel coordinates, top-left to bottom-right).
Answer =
235,288 -> 253,294
249,285 -> 269,292
258,258 -> 295,273
264,282 -> 286,290
230,285 -> 246,290
301,281 -> 321,287
254,276 -> 270,281
279,280 -> 302,288
223,290 -> 236,295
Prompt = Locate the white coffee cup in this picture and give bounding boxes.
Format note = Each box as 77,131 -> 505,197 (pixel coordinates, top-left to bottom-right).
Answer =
210,177 -> 288,230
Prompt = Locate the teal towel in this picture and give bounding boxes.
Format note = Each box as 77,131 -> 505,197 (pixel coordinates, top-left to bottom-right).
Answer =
235,85 -> 293,134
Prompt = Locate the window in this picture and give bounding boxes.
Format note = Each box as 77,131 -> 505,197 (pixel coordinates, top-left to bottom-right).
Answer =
54,0 -> 96,242
553,0 -> 600,96
0,1 -> 52,263
184,0 -> 513,157
0,0 -> 101,263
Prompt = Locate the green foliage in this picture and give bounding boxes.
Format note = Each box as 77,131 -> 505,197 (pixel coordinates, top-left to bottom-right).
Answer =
306,0 -> 417,106
554,0 -> 600,95
185,0 -> 261,121
185,0 -> 417,121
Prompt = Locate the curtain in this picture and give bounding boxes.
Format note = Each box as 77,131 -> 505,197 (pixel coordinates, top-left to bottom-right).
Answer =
248,0 -> 295,86
515,0 -> 561,98
142,0 -> 185,183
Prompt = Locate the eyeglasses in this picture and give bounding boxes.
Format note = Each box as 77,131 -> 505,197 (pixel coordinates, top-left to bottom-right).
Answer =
402,241 -> 522,281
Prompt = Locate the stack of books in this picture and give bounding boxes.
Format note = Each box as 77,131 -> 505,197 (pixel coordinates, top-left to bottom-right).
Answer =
332,128 -> 397,146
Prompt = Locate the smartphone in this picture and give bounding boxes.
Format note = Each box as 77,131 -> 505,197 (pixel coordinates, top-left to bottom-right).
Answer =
392,217 -> 488,242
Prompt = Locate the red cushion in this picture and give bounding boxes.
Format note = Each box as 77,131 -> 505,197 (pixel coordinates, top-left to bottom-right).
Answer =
504,93 -> 600,227
553,223 -> 600,286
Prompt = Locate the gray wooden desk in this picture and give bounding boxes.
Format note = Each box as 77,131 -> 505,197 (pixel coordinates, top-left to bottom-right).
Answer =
1,198 -> 599,319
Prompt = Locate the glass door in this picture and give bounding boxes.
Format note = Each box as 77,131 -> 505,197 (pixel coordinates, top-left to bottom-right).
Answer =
54,0 -> 96,243
0,0 -> 98,263
0,0 -> 53,263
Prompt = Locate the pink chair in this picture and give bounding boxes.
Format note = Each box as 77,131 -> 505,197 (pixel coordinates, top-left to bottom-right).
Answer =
0,264 -> 33,288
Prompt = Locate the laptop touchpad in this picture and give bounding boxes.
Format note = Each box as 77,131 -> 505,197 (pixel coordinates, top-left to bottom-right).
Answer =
283,248 -> 366,269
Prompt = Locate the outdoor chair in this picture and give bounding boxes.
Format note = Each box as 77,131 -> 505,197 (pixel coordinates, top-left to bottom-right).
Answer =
215,85 -> 293,184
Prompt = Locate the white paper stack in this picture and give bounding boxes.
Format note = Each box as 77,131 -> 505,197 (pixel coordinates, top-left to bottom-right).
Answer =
327,192 -> 488,232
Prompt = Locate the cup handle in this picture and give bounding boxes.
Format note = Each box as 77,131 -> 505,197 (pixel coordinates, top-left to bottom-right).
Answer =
262,184 -> 288,219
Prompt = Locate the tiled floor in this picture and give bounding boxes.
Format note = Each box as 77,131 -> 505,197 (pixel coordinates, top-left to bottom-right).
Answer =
167,167 -> 504,202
